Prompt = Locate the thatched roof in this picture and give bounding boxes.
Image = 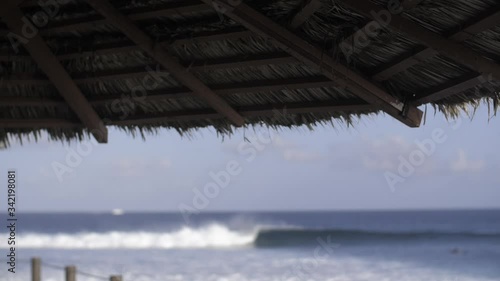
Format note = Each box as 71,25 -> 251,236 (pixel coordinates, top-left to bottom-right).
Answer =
0,0 -> 499,146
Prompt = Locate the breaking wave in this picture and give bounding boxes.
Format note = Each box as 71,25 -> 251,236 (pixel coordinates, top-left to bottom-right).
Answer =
2,224 -> 255,249
3,224 -> 499,249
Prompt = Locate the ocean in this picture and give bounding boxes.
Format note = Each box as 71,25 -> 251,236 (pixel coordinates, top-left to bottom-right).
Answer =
1,210 -> 499,281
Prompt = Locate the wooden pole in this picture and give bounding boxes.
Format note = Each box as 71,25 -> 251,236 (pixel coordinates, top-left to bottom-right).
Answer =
31,258 -> 41,281
65,266 -> 76,281
110,275 -> 122,281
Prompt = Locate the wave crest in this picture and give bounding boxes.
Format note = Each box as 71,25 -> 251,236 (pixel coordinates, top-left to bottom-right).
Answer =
3,224 -> 255,249
4,226 -> 499,249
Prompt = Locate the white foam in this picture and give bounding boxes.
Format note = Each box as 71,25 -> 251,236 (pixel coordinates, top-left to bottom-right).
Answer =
0,224 -> 256,249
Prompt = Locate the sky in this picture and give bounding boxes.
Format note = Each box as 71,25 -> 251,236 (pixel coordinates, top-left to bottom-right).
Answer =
1,105 -> 499,212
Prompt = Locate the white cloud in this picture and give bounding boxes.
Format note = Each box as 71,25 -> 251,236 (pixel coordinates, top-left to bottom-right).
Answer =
113,159 -> 144,177
159,159 -> 172,168
272,136 -> 296,150
451,149 -> 484,172
283,149 -> 322,162
362,157 -> 395,171
359,135 -> 413,171
112,158 -> 172,177
39,167 -> 54,179
272,136 -> 322,162
329,134 -> 438,176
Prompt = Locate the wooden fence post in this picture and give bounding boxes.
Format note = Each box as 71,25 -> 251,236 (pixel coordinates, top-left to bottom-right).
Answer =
65,266 -> 76,281
31,257 -> 41,281
110,275 -> 122,281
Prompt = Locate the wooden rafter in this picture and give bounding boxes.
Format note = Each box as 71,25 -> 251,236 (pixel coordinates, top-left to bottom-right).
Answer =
401,0 -> 424,10
372,47 -> 437,81
0,99 -> 374,128
111,100 -> 373,126
1,76 -> 339,107
85,0 -> 245,126
373,7 -> 500,81
18,0 -> 45,7
0,1 -> 108,143
448,8 -> 500,42
2,53 -> 296,85
201,0 -> 422,127
290,0 -> 321,29
0,119 -> 80,128
6,70 -> 485,114
338,21 -> 373,55
0,1 -> 212,36
413,73 -> 482,105
0,29 -> 253,62
40,2 -> 211,35
338,0 -> 500,82
339,1 -> 423,57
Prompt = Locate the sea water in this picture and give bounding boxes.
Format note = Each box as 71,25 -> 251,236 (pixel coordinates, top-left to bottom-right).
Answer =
0,210 -> 499,281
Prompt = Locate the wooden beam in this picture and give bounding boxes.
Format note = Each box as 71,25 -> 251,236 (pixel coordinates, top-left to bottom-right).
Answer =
0,28 -> 254,62
401,0 -> 424,10
18,0 -> 50,7
0,119 -> 81,128
59,29 -> 253,60
38,1 -> 211,35
239,100 -> 374,117
112,100 -> 374,125
1,76 -> 339,107
412,73 -> 482,105
372,47 -> 437,81
347,0 -> 500,81
338,22 -> 374,56
0,100 -> 374,128
338,1 -> 423,58
201,0 -> 422,127
0,1 -> 212,36
0,1 -> 107,143
373,8 -> 500,80
86,0 -> 244,126
211,77 -> 337,96
122,4 -> 210,21
0,96 -> 67,107
2,53 -> 296,85
448,8 -> 500,42
290,0 -> 321,29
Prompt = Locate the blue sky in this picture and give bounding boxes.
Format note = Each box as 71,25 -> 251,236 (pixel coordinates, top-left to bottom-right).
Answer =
1,105 -> 499,212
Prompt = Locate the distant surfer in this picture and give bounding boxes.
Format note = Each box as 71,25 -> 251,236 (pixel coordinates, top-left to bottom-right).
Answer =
450,247 -> 465,255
